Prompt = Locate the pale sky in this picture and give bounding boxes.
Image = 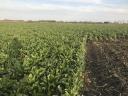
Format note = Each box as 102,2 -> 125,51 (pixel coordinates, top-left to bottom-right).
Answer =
0,0 -> 128,21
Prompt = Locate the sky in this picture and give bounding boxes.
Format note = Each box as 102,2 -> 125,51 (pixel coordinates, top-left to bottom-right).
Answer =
0,0 -> 128,22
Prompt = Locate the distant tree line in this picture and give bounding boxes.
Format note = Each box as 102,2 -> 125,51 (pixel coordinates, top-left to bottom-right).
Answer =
0,19 -> 128,24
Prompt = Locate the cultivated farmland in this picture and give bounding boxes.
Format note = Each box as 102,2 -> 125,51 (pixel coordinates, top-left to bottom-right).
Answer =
0,22 -> 128,96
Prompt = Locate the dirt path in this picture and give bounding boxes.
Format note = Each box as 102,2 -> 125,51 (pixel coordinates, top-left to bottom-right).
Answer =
83,40 -> 128,96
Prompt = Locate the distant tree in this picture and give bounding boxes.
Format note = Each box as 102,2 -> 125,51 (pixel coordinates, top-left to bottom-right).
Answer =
104,21 -> 110,24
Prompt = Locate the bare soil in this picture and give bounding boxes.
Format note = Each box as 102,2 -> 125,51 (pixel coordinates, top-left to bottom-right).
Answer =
83,40 -> 128,96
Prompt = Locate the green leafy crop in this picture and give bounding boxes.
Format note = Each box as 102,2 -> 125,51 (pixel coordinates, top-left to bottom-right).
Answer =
0,22 -> 128,96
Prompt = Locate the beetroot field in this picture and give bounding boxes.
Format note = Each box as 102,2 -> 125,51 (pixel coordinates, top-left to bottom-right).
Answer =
0,22 -> 128,96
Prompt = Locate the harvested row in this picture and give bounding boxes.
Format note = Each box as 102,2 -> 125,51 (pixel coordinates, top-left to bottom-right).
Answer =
84,39 -> 128,96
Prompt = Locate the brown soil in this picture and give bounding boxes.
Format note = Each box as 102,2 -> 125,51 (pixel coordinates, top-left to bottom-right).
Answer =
83,40 -> 128,96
